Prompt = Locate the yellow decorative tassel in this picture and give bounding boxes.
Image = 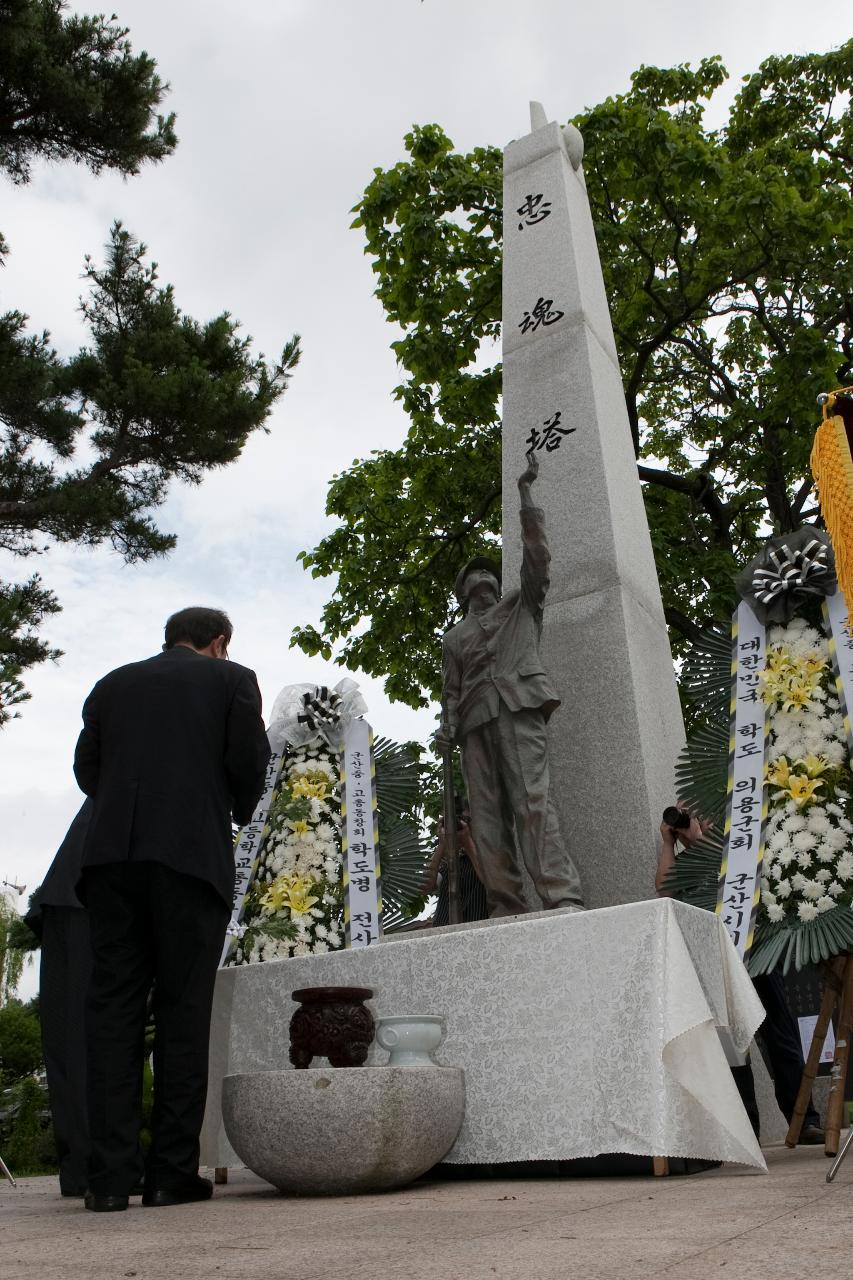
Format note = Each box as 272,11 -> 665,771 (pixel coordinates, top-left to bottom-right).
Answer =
811,387 -> 853,607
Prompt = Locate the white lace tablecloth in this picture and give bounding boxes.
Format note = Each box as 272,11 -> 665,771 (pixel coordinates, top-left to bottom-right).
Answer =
201,897 -> 766,1171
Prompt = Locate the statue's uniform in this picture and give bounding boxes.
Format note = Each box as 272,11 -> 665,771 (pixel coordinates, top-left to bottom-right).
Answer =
441,504 -> 583,916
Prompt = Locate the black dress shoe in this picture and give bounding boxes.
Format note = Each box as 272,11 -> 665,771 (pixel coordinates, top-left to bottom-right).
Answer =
84,1191 -> 129,1212
142,1175 -> 213,1208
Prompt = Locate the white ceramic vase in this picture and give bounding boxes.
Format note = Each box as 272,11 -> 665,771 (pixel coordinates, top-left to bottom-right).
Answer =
375,1015 -> 444,1066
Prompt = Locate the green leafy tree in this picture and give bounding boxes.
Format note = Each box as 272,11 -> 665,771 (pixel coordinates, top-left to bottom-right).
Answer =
0,3 -> 300,722
0,0 -> 176,183
0,998 -> 42,1082
293,44 -> 853,708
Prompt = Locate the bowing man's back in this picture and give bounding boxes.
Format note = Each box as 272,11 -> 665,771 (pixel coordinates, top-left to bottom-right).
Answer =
74,644 -> 270,908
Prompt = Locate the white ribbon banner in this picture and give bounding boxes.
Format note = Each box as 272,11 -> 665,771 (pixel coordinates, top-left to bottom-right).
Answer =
219,750 -> 285,967
718,600 -> 768,962
824,589 -> 853,760
341,718 -> 382,948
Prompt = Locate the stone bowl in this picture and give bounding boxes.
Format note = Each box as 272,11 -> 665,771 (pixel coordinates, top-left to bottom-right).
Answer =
222,1066 -> 465,1195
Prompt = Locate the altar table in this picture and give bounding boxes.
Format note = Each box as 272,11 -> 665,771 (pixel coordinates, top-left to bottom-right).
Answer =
201,897 -> 766,1171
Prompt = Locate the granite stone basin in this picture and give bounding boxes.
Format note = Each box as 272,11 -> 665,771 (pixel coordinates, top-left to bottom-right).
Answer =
222,1065 -> 465,1194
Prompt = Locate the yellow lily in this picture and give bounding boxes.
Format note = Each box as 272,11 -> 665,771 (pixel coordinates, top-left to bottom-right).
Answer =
288,818 -> 312,838
766,647 -> 793,673
795,754 -> 829,779
291,775 -> 329,801
766,757 -> 792,788
260,873 -> 320,916
783,774 -> 825,808
780,680 -> 814,713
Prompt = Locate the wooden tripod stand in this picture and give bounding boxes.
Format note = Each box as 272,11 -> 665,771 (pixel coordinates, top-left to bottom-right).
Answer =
786,953 -> 853,1157
0,1151 -> 16,1186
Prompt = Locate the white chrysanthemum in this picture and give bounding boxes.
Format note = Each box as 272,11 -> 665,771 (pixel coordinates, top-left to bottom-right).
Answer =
826,803 -> 844,818
761,887 -> 777,906
775,879 -> 792,899
767,902 -> 786,922
798,902 -> 819,921
837,855 -> 853,880
767,831 -> 788,853
823,741 -> 847,765
806,809 -> 831,835
817,895 -> 835,913
829,881 -> 845,897
815,869 -> 832,883
782,814 -> 807,833
802,879 -> 824,900
796,852 -> 814,869
292,941 -> 311,957
791,872 -> 808,891
792,830 -> 816,852
312,940 -> 329,954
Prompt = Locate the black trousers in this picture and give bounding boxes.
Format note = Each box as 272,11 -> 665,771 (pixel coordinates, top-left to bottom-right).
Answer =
84,863 -> 229,1195
39,906 -> 92,1195
733,970 -> 820,1137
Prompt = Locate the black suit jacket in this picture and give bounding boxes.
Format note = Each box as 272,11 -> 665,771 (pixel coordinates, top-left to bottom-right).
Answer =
24,800 -> 92,938
73,646 -> 271,907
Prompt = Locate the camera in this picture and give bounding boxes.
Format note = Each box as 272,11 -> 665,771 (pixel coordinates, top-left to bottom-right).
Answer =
662,806 -> 691,831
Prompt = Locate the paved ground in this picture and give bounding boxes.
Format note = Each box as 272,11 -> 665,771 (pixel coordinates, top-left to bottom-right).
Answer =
3,1147 -> 853,1280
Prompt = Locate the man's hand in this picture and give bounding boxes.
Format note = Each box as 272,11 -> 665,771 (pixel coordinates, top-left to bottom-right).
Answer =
664,801 -> 713,848
517,449 -> 539,489
433,723 -> 456,753
457,819 -> 476,858
680,813 -> 713,846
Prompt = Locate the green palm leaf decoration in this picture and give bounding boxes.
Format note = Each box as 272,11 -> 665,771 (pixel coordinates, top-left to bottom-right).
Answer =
680,623 -> 731,724
373,736 -> 431,931
748,907 -> 853,976
674,721 -> 729,831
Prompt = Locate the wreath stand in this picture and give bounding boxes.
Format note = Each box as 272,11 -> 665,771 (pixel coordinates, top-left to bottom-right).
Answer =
0,1151 -> 16,1187
785,953 -> 853,1178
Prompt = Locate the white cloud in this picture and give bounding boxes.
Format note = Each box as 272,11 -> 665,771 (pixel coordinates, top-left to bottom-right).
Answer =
2,0 -> 850,936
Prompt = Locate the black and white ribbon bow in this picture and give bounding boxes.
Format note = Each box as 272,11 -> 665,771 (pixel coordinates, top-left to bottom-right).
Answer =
267,678 -> 368,753
297,687 -> 343,732
735,528 -> 837,624
751,539 -> 831,604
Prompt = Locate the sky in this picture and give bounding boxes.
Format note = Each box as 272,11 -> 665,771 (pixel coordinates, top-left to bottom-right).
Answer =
2,0 -> 851,993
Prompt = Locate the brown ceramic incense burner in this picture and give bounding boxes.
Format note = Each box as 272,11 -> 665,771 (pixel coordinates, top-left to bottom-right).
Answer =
289,986 -> 375,1069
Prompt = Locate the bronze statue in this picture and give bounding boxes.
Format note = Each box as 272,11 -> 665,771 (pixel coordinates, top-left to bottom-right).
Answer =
438,451 -> 583,917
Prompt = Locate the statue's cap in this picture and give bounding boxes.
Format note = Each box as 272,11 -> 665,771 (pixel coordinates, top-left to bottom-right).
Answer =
455,555 -> 502,607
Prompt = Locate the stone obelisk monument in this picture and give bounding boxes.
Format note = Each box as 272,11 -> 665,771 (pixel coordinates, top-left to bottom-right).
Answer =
501,104 -> 685,908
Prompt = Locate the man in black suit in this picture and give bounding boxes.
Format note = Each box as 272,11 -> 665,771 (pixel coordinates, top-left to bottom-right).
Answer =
73,606 -> 270,1212
25,801 -> 94,1197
